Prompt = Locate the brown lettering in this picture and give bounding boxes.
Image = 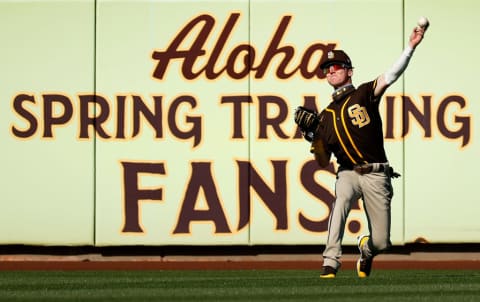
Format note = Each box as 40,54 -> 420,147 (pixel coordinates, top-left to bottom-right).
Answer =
121,162 -> 166,233
11,94 -> 38,138
258,95 -> 289,139
437,95 -> 470,147
152,14 -> 213,80
173,162 -> 231,234
79,94 -> 111,139
237,160 -> 288,231
297,160 -> 335,232
387,94 -> 471,147
300,44 -> 333,79
226,44 -> 254,79
43,94 -> 73,138
116,95 -> 126,139
252,16 -> 296,79
220,95 -> 253,139
132,95 -> 163,138
152,13 -> 336,81
384,96 -> 395,139
204,13 -> 239,79
402,95 -> 432,138
168,95 -> 202,147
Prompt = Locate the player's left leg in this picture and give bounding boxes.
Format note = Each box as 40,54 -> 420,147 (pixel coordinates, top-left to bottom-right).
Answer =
359,171 -> 394,257
356,171 -> 393,277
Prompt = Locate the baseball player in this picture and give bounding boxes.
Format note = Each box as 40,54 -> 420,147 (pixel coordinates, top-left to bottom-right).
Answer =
294,22 -> 427,278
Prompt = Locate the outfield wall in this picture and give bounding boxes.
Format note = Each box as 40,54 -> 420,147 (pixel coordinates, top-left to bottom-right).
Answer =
1,0 -> 478,246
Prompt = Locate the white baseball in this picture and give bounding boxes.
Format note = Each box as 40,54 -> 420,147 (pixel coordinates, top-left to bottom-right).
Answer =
417,16 -> 429,29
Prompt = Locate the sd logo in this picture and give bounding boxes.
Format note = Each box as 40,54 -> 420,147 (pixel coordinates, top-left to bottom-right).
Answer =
348,104 -> 370,128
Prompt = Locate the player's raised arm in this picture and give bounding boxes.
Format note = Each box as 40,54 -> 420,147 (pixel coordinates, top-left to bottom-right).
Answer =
374,17 -> 429,97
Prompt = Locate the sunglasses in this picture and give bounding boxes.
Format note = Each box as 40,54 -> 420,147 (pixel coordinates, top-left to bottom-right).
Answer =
322,64 -> 348,74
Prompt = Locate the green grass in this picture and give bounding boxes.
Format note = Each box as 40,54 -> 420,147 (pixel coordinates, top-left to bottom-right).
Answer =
0,270 -> 479,301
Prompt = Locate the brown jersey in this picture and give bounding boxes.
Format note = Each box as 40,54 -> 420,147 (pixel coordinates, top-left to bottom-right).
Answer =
317,80 -> 388,169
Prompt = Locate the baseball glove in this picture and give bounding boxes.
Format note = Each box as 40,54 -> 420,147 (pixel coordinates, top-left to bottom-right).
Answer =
294,106 -> 319,142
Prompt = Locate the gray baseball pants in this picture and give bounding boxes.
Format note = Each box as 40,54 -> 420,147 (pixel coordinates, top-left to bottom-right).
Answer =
322,167 -> 394,269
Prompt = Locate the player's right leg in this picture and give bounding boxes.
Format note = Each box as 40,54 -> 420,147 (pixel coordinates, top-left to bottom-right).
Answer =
321,170 -> 361,278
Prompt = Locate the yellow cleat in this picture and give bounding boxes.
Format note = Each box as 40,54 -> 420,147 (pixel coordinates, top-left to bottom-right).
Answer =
320,266 -> 337,278
357,235 -> 373,278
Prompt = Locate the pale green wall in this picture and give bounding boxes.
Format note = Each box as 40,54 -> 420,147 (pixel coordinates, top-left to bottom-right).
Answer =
0,0 -> 477,246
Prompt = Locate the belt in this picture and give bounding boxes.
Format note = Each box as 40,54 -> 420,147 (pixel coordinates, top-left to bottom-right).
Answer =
353,163 -> 386,175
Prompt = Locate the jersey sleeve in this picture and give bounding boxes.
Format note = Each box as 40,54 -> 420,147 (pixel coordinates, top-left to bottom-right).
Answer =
359,79 -> 383,104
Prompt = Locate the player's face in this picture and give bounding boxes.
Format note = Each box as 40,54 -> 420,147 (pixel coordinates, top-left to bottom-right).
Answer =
324,64 -> 352,88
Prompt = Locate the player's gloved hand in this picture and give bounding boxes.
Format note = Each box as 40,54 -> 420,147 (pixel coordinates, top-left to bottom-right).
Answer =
294,106 -> 319,142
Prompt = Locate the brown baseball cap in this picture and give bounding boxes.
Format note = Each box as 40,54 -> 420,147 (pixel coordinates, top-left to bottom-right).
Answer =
320,50 -> 353,69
